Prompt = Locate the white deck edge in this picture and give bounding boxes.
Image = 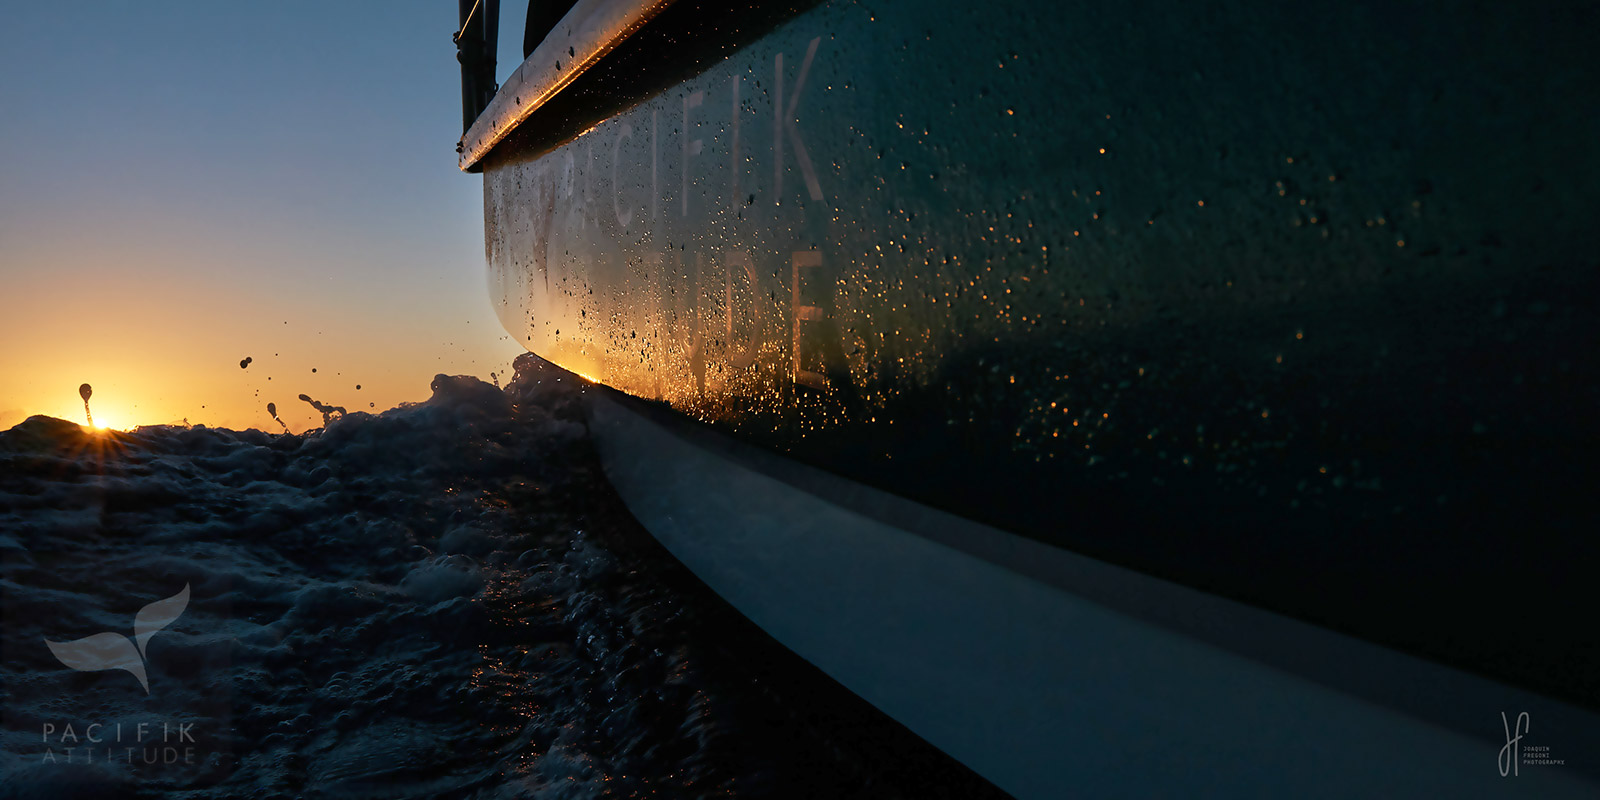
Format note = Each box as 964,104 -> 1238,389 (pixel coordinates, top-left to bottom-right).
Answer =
458,0 -> 677,171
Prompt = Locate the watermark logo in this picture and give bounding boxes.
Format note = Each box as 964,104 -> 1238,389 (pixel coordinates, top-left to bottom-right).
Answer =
1499,711 -> 1565,776
1499,711 -> 1530,776
43,584 -> 190,694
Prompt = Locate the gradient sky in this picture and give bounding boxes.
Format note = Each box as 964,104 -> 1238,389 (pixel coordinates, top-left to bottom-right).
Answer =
0,1 -> 537,432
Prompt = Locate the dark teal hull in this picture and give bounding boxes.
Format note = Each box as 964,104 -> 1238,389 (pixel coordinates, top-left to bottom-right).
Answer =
467,0 -> 1600,774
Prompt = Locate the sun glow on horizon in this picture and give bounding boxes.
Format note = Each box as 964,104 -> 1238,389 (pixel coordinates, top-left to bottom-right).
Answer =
87,412 -> 129,432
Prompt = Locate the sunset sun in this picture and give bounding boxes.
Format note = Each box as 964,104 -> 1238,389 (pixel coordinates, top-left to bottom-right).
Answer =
89,412 -> 126,432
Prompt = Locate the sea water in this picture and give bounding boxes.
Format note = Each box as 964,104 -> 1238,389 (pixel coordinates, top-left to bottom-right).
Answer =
0,355 -> 999,799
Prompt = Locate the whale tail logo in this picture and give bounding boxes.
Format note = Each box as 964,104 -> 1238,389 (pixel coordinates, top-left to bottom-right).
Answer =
44,584 -> 190,694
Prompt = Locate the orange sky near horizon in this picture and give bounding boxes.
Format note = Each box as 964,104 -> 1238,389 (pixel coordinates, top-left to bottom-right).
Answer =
0,234 -> 525,433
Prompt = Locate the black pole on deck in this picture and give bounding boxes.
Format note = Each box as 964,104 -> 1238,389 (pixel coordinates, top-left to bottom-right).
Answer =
456,0 -> 501,134
524,1 -> 579,59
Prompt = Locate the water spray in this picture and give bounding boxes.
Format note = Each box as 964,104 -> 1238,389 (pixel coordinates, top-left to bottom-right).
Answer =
297,394 -> 347,426
266,402 -> 289,434
79,384 -> 94,428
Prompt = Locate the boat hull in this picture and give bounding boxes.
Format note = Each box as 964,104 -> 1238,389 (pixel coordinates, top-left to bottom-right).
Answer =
471,0 -> 1600,788
479,0 -> 1600,707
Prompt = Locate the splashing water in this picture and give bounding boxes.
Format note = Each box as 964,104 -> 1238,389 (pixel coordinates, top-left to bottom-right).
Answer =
78,383 -> 93,428
0,355 -> 1001,799
296,393 -> 347,426
265,401 -> 290,434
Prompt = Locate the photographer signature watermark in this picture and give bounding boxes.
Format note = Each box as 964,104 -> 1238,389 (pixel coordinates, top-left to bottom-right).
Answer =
1500,711 -> 1565,776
